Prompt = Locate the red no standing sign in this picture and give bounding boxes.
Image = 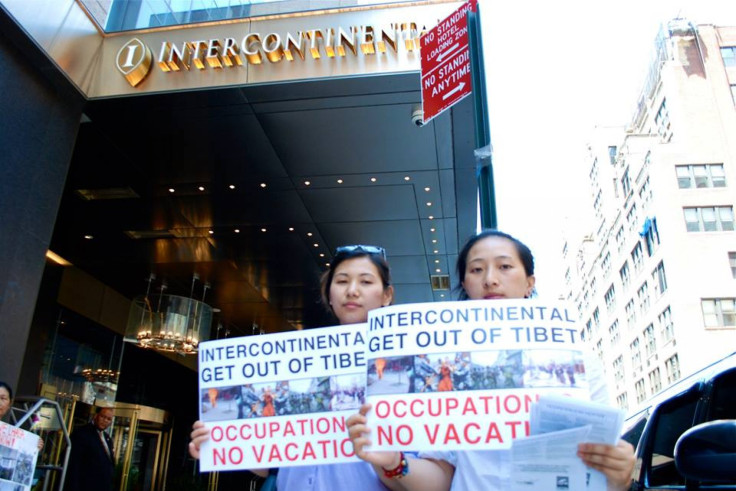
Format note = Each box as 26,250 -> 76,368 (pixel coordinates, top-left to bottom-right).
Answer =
420,0 -> 477,124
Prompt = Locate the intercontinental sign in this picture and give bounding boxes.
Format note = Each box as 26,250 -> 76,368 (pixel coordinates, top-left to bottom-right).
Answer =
116,21 -> 427,87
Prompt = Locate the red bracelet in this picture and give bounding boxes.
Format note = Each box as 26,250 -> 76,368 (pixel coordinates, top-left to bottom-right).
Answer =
382,451 -> 409,479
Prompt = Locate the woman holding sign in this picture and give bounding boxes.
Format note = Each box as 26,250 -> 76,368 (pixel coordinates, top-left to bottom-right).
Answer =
190,245 -> 395,491
347,230 -> 635,491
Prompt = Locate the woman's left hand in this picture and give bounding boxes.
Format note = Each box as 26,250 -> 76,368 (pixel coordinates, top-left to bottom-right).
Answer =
577,439 -> 635,490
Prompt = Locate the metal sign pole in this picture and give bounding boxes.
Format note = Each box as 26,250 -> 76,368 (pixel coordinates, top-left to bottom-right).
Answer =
468,4 -> 497,230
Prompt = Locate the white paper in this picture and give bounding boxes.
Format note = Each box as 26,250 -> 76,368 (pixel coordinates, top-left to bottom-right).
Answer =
510,426 -> 591,491
516,394 -> 626,491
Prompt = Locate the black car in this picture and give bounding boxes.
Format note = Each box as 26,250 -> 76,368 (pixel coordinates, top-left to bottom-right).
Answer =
622,352 -> 736,490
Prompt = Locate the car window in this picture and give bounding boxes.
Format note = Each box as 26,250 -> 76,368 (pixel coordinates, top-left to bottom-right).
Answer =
707,369 -> 736,421
646,388 -> 699,487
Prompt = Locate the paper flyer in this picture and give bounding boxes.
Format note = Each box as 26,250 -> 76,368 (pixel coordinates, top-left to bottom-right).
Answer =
364,299 -> 592,451
0,422 -> 40,491
197,323 -> 367,471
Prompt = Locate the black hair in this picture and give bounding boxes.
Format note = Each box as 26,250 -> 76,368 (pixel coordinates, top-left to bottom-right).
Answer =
455,229 -> 535,300
320,247 -> 392,318
0,381 -> 12,400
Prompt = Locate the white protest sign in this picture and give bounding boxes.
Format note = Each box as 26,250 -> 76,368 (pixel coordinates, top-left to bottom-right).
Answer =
197,323 -> 366,471
364,299 -> 592,451
0,422 -> 40,491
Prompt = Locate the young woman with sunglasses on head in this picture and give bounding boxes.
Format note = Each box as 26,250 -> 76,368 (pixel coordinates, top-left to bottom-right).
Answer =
189,245 -> 395,490
347,230 -> 636,491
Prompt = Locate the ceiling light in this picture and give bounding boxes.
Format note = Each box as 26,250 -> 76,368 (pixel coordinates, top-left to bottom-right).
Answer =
434,250 -> 439,254
313,243 -> 319,247
260,183 -> 267,188
440,294 -> 445,298
168,188 -> 175,193
229,184 -> 236,189
84,235 -> 93,240
326,263 -> 330,267
289,227 -> 294,231
435,259 -> 440,263
234,229 -> 240,233
430,228 -> 436,232
428,216 -> 434,220
261,228 -> 267,232
198,186 -> 205,191
424,187 -> 430,192
426,202 -> 432,206
370,177 -> 377,182
304,180 -> 311,186
436,269 -> 441,273
337,179 -> 343,184
404,176 -> 411,181
307,232 -> 313,237
319,253 -> 325,257
432,239 -> 437,243
46,250 -> 72,266
208,230 -> 214,235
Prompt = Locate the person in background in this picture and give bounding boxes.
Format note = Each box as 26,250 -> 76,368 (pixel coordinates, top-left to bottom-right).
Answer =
189,245 -> 396,490
347,230 -> 636,491
64,406 -> 115,491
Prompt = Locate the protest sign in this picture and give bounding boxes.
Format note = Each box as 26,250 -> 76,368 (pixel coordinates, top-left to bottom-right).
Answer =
365,299 -> 592,451
0,422 -> 40,491
197,323 -> 367,471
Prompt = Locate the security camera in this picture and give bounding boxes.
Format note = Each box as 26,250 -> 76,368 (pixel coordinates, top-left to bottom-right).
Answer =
411,107 -> 424,127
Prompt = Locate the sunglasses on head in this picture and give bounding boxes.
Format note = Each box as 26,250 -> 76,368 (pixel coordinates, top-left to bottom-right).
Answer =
334,245 -> 387,259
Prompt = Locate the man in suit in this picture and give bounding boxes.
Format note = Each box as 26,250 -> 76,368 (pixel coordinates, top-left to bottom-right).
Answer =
64,406 -> 115,491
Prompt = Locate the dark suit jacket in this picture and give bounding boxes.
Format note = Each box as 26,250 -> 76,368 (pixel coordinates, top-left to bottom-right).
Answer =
64,423 -> 115,491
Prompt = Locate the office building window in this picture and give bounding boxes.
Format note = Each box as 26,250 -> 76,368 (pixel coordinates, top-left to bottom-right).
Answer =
609,320 -> 620,346
630,337 -> 642,369
639,177 -> 652,209
722,46 -> 736,67
608,146 -> 617,166
616,392 -> 629,411
592,307 -> 600,329
604,285 -> 616,312
631,242 -> 643,272
676,164 -> 726,188
619,261 -> 631,290
625,299 -> 637,328
642,218 -> 660,256
701,298 -> 736,327
665,354 -> 681,384
637,281 -> 650,314
585,319 -> 592,341
596,340 -> 603,361
601,252 -> 611,278
729,252 -> 736,279
652,261 -> 667,298
683,206 -> 734,232
635,378 -> 646,403
658,306 -> 675,342
626,204 -> 638,232
613,356 -> 625,383
655,98 -> 671,140
644,323 -> 657,357
649,367 -> 662,395
615,226 -> 625,252
621,168 -> 632,197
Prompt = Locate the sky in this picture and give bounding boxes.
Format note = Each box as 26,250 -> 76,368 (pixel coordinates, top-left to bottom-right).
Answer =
476,0 -> 736,297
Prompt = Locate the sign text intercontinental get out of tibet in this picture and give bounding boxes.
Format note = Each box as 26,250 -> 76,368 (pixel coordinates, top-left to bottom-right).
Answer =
116,21 -> 426,87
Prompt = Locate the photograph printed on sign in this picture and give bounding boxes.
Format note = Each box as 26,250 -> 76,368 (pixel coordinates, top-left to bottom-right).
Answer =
196,323 -> 368,471
364,299 -> 592,452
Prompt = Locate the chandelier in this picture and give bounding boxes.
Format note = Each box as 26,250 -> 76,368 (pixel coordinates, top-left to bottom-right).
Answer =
81,368 -> 120,384
125,274 -> 213,355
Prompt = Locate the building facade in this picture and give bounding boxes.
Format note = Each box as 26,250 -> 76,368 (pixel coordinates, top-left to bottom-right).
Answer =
563,21 -> 736,415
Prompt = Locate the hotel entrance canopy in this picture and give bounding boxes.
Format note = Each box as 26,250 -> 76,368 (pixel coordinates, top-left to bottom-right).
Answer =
1,0 -> 480,336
